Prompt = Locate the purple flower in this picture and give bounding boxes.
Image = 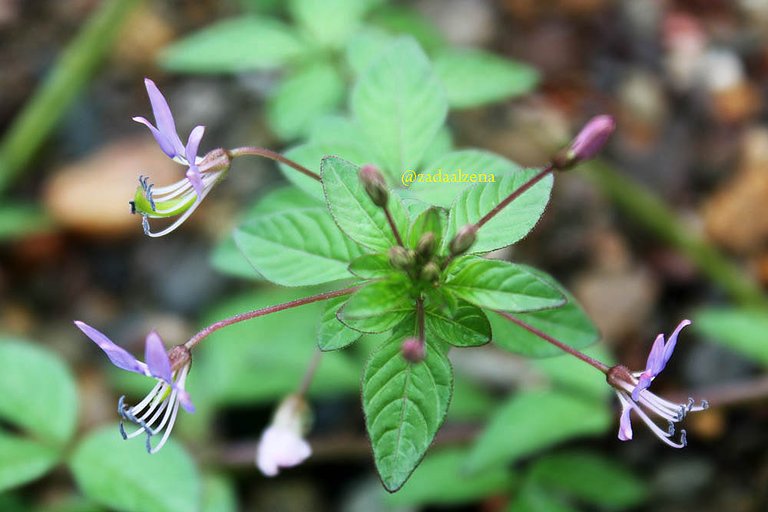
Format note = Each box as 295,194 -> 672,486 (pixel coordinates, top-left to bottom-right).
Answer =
75,321 -> 194,453
569,115 -> 616,162
607,319 -> 708,448
133,78 -> 206,197
256,394 -> 312,477
131,79 -> 230,238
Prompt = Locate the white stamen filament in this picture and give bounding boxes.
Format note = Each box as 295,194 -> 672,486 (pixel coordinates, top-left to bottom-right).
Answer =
617,391 -> 687,448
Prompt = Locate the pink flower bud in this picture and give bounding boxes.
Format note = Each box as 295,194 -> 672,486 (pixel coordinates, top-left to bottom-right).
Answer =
401,337 -> 425,363
359,164 -> 389,207
553,115 -> 616,170
448,224 -> 478,255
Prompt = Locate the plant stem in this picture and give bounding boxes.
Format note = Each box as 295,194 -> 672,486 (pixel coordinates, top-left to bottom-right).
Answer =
584,159 -> 768,309
384,206 -> 404,246
0,0 -> 143,192
475,165 -> 554,229
228,146 -> 320,182
297,349 -> 323,396
184,287 -> 357,350
497,311 -> 609,373
416,297 -> 425,341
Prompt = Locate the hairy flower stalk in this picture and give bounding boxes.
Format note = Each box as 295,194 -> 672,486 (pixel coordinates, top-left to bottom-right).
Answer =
500,314 -> 707,447
359,164 -> 404,246
74,321 -> 194,453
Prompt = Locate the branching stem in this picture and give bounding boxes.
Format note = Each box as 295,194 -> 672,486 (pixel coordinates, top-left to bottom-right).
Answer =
227,146 -> 320,182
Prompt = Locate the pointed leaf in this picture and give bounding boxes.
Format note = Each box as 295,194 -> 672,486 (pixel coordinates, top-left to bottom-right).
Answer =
444,257 -> 565,312
406,206 -> 447,249
321,155 -> 409,251
465,390 -> 610,473
0,432 -> 60,492
363,334 -> 453,491
444,169 -> 553,254
693,308 -> 768,366
351,37 -> 447,176
488,266 -> 599,357
340,277 -> 415,333
434,48 -> 539,108
289,0 -> 370,48
0,339 -> 77,444
317,296 -> 362,351
425,302 -> 491,347
234,208 -> 364,286
70,426 -> 201,512
348,253 -> 394,280
266,62 -> 345,140
160,17 -> 306,73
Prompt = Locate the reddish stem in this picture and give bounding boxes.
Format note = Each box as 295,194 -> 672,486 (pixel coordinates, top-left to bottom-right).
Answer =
475,165 -> 553,229
228,146 -> 321,182
384,206 -> 404,246
496,311 -> 609,374
298,349 -> 323,396
184,287 -> 358,350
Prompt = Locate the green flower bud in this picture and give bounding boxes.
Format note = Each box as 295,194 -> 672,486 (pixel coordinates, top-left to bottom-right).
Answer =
449,224 -> 478,256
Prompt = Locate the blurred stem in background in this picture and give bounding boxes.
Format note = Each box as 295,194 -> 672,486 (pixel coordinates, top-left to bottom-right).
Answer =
0,0 -> 143,193
584,159 -> 768,310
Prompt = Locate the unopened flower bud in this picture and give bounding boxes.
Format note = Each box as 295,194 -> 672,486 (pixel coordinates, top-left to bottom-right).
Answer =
415,232 -> 436,260
200,148 -> 232,173
389,246 -> 413,269
553,115 -> 616,171
359,164 -> 389,207
420,261 -> 440,283
449,224 -> 478,255
256,394 -> 312,477
167,345 -> 192,372
401,337 -> 425,363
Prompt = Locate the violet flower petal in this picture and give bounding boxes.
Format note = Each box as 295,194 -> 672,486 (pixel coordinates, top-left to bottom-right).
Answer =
74,321 -> 146,375
175,387 -> 195,413
645,334 -> 666,375
144,331 -> 172,382
143,78 -> 185,157
184,125 -> 206,197
132,116 -> 178,159
632,374 -> 653,401
660,319 -> 691,370
617,397 -> 634,441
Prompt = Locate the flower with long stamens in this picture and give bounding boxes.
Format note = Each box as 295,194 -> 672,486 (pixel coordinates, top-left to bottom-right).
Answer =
256,394 -> 312,477
607,319 -> 708,448
130,78 -> 230,237
74,321 -> 194,453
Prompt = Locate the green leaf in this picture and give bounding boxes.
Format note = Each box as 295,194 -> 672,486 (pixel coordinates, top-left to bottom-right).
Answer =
531,346 -> 613,401
386,448 -> 513,506
234,208 -> 364,286
465,390 -> 610,473
406,206 -> 447,249
363,333 -> 453,492
321,155 -> 409,251
266,62 -> 345,140
211,237 -> 264,280
70,426 -> 201,512
693,308 -> 768,366
289,0 -> 369,48
202,474 -> 238,512
279,142 -> 361,200
193,290 -> 359,405
444,257 -> 565,312
444,169 -> 553,254
448,375 -> 495,421
369,5 -> 446,53
425,301 -> 491,347
488,267 -> 599,357
351,37 -> 447,176
160,17 -> 306,73
346,28 -> 396,76
0,339 -> 77,444
317,296 -> 362,351
529,451 -> 647,508
410,150 -> 521,208
507,481 -> 579,512
434,49 -> 539,108
340,277 -> 415,333
0,203 -> 52,239
0,432 -> 60,492
419,126 -> 454,167
348,252 -> 393,280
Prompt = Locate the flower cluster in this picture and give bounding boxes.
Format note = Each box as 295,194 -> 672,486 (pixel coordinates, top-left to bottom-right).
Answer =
608,320 -> 708,448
